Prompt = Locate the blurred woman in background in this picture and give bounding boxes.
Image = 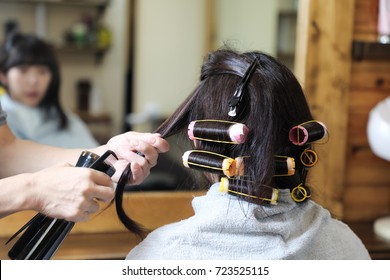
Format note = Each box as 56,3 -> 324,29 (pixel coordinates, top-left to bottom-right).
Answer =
0,33 -> 98,148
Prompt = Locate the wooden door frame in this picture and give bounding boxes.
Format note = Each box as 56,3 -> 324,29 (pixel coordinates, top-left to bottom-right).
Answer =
294,0 -> 356,218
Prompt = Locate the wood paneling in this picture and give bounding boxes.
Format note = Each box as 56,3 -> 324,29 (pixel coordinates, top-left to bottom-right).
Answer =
0,191 -> 203,238
344,186 -> 390,221
343,0 -> 390,222
0,191 -> 204,259
295,0 -> 355,218
353,0 -> 378,40
346,148 -> 390,186
350,61 -> 390,91
296,0 -> 390,222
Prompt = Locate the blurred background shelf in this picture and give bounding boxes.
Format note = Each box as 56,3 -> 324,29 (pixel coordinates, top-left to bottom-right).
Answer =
352,40 -> 390,60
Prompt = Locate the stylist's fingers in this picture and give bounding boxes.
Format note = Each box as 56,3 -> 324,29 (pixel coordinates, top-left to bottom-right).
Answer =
129,138 -> 159,167
130,161 -> 149,185
147,133 -> 170,153
67,170 -> 114,222
111,160 -> 149,185
32,164 -> 116,222
127,132 -> 170,153
106,131 -> 169,184
108,132 -> 169,163
87,169 -> 115,203
77,200 -> 100,222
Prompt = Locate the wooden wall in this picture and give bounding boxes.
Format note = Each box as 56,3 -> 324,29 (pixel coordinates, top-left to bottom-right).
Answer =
0,191 -> 203,259
344,0 -> 390,222
0,191 -> 201,238
295,0 -> 355,219
296,0 -> 390,222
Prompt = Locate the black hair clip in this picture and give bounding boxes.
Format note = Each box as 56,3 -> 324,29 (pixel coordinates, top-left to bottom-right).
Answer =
228,59 -> 258,117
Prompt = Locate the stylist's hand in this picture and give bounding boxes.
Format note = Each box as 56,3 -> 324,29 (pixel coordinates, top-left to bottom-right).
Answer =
28,163 -> 115,222
105,132 -> 169,184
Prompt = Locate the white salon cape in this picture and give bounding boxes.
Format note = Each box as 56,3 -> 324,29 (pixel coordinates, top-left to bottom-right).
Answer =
0,101 -> 6,126
126,183 -> 371,260
0,94 -> 98,148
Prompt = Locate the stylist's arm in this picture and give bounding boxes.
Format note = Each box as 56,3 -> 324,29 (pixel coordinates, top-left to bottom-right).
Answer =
0,122 -> 169,222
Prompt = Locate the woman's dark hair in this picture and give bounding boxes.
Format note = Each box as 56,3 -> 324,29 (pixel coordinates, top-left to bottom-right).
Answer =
154,48 -> 314,204
115,48 -> 316,237
0,33 -> 68,129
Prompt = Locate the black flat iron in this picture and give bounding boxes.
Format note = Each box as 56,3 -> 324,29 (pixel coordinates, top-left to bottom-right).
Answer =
6,150 -> 118,260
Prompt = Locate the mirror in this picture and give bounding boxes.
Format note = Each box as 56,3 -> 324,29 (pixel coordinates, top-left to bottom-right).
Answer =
0,0 -> 298,134
128,0 -> 298,190
131,0 -> 298,132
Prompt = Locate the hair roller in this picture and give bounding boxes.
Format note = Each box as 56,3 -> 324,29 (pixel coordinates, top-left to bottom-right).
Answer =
182,150 -> 237,177
188,120 -> 249,144
219,177 -> 279,205
274,156 -> 295,176
289,121 -> 327,146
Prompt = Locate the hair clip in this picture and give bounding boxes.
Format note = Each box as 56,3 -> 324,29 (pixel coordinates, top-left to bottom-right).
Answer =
228,59 -> 258,117
289,120 -> 327,146
300,148 -> 318,167
291,184 -> 311,203
219,177 -> 279,205
274,155 -> 295,176
188,120 -> 249,144
182,150 -> 237,177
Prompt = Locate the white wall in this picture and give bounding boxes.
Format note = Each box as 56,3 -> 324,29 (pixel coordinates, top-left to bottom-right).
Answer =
214,0 -> 279,55
95,0 -> 129,134
133,0 -> 207,128
0,3 -> 36,36
132,0 -> 282,131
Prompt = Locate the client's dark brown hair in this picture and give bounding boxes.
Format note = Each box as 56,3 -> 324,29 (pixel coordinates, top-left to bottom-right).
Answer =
118,48 -> 315,236
156,49 -> 313,199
